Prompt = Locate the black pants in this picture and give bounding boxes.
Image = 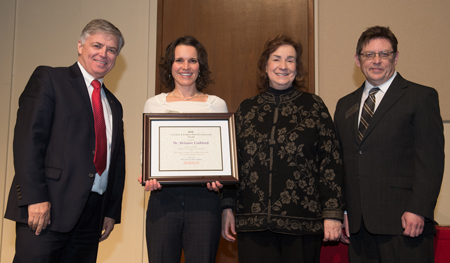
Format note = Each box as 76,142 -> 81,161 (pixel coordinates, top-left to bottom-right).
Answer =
13,192 -> 103,263
237,230 -> 323,263
146,187 -> 222,263
348,220 -> 435,263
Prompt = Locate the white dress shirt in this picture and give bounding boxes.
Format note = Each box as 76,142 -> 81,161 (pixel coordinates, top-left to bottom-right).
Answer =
358,71 -> 397,126
77,62 -> 112,194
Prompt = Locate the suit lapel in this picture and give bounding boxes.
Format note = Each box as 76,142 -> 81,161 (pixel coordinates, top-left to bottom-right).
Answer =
69,63 -> 95,133
349,85 -> 365,144
361,74 -> 407,142
104,87 -> 119,154
69,63 -> 120,159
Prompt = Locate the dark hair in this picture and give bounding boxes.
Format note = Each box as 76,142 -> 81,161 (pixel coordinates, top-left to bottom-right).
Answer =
159,36 -> 213,91
256,34 -> 305,93
356,26 -> 398,57
79,19 -> 124,54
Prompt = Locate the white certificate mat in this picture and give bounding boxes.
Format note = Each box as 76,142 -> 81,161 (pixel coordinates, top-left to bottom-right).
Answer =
159,126 -> 223,171
142,113 -> 239,184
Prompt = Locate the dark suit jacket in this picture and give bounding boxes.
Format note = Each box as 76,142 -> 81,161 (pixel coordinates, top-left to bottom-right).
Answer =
5,63 -> 126,233
334,73 -> 444,236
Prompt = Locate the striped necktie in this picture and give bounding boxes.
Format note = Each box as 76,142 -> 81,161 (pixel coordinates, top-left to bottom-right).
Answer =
358,87 -> 380,140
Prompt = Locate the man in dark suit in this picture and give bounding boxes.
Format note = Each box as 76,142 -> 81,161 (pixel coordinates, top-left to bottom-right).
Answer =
5,19 -> 126,263
334,26 -> 444,262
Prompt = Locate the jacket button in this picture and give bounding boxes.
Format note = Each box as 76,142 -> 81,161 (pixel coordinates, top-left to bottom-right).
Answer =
89,173 -> 95,178
92,150 -> 95,155
359,151 -> 363,154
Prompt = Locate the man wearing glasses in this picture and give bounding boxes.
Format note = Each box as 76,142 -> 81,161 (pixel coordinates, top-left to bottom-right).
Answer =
334,26 -> 444,262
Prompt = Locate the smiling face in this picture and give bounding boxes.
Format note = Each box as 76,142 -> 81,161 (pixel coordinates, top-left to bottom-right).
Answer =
266,45 -> 297,90
265,45 -> 297,90
355,38 -> 399,86
78,32 -> 119,79
171,45 -> 200,90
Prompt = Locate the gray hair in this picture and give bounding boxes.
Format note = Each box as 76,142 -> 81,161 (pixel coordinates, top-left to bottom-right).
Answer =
79,19 -> 125,54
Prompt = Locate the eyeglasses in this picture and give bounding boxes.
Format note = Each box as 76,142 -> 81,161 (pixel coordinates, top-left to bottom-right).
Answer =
360,50 -> 395,60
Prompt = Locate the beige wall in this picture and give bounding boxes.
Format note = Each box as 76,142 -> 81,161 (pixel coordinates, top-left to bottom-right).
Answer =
0,0 -> 16,259
317,0 -> 450,121
0,0 -> 449,262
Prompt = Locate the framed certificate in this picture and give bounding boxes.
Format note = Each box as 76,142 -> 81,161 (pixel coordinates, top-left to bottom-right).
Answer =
142,113 -> 239,184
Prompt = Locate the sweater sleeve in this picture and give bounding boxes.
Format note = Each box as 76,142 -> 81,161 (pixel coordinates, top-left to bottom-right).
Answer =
314,96 -> 345,221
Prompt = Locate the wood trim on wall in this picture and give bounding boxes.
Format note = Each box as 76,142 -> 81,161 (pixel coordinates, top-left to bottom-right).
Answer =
155,0 -> 315,112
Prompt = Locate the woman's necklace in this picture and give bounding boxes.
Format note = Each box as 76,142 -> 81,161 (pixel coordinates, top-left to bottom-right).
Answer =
170,91 -> 201,101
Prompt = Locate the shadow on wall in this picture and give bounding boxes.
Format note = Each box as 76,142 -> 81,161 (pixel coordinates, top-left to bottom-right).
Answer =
352,63 -> 366,88
104,55 -> 127,94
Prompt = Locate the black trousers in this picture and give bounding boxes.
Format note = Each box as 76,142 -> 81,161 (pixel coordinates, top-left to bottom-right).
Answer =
348,220 -> 435,263
146,187 -> 222,263
237,230 -> 323,263
13,192 -> 104,263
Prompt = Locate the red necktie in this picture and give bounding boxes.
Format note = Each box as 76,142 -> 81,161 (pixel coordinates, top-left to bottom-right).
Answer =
91,80 -> 107,176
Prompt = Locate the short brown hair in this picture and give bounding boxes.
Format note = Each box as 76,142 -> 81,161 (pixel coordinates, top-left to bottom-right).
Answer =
257,34 -> 305,93
356,26 -> 398,57
159,36 -> 213,91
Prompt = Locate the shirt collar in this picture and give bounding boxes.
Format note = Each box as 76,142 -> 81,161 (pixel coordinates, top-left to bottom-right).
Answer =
364,71 -> 397,95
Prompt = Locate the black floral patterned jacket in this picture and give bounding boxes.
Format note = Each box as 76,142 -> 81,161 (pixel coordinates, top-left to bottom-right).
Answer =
222,89 -> 345,235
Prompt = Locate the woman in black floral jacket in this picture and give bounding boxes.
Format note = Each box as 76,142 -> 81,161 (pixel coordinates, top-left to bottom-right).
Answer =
221,35 -> 345,263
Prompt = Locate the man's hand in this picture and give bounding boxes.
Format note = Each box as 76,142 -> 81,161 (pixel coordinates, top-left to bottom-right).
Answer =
28,201 -> 51,235
323,219 -> 341,242
340,213 -> 350,244
402,211 -> 424,237
221,208 -> 236,242
207,181 -> 223,192
100,217 -> 116,242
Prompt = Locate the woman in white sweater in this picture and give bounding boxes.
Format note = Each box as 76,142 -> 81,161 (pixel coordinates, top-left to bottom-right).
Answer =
141,36 -> 227,263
